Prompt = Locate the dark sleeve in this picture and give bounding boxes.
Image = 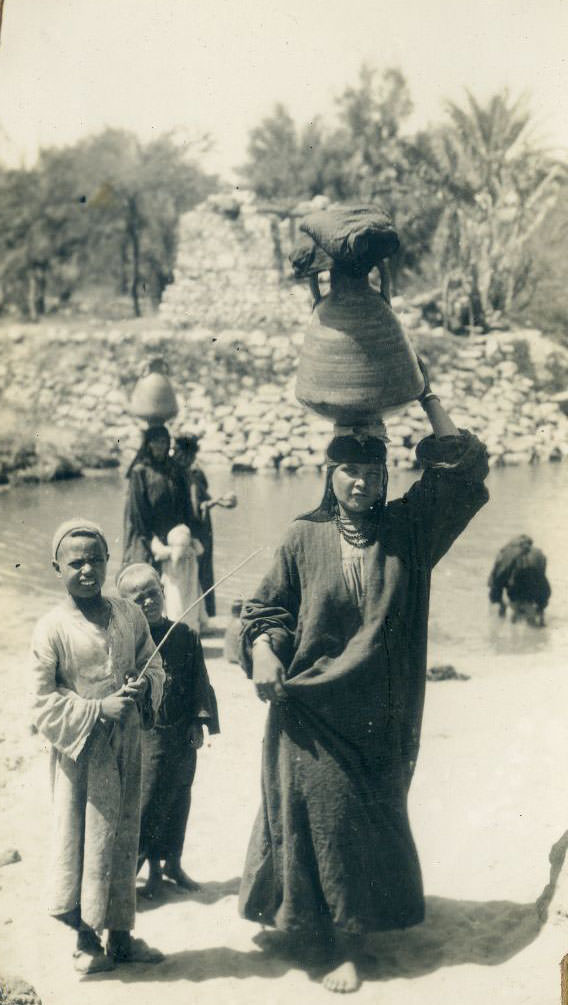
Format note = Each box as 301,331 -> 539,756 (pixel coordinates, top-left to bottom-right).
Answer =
139,686 -> 156,731
123,466 -> 153,564
189,469 -> 210,527
488,551 -> 509,603
132,602 -> 165,730
488,540 -> 526,602
172,466 -> 197,532
542,577 -> 552,607
195,467 -> 210,498
393,430 -> 489,569
535,575 -> 552,609
239,527 -> 301,678
188,633 -> 220,734
488,575 -> 504,605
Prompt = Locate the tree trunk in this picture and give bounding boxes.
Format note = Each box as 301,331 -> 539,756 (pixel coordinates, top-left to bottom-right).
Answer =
120,237 -> 129,295
469,263 -> 486,329
127,197 -> 141,317
27,272 -> 38,322
34,265 -> 47,319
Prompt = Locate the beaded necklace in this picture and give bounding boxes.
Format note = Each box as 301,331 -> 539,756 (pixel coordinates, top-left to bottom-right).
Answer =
335,512 -> 377,549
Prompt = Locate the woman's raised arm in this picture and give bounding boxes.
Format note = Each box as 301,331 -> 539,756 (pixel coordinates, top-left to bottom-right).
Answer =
416,356 -> 459,438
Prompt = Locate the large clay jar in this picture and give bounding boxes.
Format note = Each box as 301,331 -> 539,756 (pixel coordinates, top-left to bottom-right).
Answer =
130,357 -> 178,425
295,269 -> 424,424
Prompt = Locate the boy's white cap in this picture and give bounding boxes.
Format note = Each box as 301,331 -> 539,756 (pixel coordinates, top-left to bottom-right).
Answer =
52,518 -> 109,561
116,562 -> 161,591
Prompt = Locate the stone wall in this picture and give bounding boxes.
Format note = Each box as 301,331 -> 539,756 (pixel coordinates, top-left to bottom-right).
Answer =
0,196 -> 567,485
1,315 -> 567,485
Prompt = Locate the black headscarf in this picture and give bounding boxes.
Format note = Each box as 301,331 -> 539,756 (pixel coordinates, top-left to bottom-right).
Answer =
326,434 -> 387,466
303,435 -> 389,522
126,425 -> 171,478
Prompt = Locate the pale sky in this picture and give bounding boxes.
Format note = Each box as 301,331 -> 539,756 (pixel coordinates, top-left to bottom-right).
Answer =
0,0 -> 567,178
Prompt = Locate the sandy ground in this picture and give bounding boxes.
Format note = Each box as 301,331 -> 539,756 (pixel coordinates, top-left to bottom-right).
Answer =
2,602 -> 568,1005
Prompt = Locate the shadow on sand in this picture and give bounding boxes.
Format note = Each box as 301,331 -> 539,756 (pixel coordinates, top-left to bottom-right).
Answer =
108,831 -> 568,986
136,876 -> 241,913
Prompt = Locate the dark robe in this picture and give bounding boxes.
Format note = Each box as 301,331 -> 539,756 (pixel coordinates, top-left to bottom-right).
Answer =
488,536 -> 551,615
189,466 -> 216,617
488,535 -> 532,605
139,620 -> 220,862
122,458 -> 193,568
506,548 -> 551,611
239,431 -> 489,938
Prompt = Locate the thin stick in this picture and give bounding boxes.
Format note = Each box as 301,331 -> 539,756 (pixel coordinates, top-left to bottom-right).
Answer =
132,546 -> 265,683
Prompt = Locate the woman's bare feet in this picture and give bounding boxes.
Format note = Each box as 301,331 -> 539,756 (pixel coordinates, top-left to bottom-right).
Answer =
322,933 -> 363,993
322,959 -> 360,994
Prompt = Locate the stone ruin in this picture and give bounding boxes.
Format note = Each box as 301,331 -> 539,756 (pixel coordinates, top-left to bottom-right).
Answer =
159,192 -> 322,333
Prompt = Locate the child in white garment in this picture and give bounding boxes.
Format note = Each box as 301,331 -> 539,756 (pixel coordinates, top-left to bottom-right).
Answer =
152,523 -> 206,633
31,518 -> 165,975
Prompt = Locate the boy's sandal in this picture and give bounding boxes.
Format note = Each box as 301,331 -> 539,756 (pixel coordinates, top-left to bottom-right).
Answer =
73,949 -> 115,974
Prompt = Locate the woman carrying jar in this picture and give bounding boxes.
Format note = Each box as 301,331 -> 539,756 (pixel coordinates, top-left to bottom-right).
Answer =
239,363 -> 489,994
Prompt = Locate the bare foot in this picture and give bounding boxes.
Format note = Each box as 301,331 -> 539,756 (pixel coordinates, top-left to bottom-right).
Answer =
163,862 -> 201,891
139,870 -> 163,900
322,959 -> 360,993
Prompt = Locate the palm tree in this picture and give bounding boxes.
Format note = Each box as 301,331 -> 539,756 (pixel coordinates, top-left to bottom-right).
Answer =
421,90 -> 564,330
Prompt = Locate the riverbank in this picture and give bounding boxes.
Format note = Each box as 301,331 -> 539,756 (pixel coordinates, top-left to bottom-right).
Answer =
2,603 -> 568,1004
1,312 -> 568,488
2,457 -> 568,1003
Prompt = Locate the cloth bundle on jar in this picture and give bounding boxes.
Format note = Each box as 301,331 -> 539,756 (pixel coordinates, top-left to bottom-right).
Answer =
290,203 -> 400,279
290,204 -> 423,426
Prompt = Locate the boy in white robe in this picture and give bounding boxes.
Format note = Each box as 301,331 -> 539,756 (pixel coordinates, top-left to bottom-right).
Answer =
31,518 -> 165,974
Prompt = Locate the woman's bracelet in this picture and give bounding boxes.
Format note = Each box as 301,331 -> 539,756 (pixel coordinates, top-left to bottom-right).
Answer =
419,392 -> 440,409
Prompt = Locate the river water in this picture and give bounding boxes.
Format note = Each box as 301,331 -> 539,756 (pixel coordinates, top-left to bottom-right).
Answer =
1,463 -> 567,664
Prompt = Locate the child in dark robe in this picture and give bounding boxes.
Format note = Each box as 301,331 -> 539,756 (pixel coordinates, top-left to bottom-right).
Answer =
117,563 -> 220,899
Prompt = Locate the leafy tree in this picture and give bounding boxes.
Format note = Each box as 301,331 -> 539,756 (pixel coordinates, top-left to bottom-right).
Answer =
243,104 -> 303,201
523,182 -> 568,338
240,67 -> 441,288
75,128 -> 217,315
419,91 -> 565,328
0,128 -> 217,319
322,66 -> 439,284
241,69 -> 566,321
0,152 -> 88,320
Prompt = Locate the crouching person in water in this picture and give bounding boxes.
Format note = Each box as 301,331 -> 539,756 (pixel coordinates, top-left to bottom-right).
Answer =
30,519 -> 165,975
488,535 -> 551,626
117,563 -> 220,899
239,364 -> 489,994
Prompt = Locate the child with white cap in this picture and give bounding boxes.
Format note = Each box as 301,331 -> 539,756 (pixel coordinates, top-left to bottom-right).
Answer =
30,518 -> 165,974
